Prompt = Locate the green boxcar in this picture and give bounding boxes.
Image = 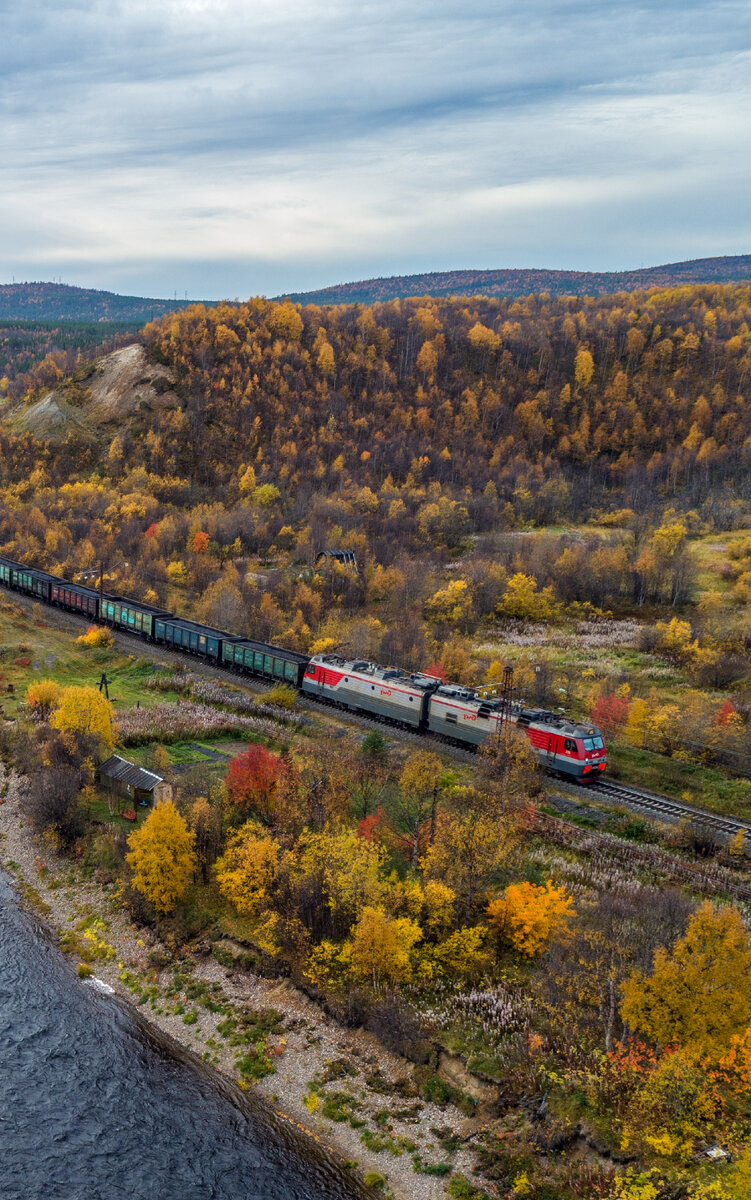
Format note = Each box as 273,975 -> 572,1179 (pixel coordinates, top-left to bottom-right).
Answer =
153,617 -> 227,662
221,638 -> 308,687
102,596 -> 172,638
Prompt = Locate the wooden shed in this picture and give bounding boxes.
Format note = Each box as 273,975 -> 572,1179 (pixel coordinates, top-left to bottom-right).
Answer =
96,755 -> 172,808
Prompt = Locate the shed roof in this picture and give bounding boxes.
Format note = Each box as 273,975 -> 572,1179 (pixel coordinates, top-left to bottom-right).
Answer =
97,754 -> 164,792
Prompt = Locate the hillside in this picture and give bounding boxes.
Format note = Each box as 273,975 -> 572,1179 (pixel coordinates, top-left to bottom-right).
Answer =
2,281 -> 750,600
283,254 -> 751,305
5,343 -> 178,440
0,282 -> 199,323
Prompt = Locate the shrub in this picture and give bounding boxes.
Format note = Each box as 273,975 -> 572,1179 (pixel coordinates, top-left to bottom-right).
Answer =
362,1172 -> 385,1190
76,625 -> 115,649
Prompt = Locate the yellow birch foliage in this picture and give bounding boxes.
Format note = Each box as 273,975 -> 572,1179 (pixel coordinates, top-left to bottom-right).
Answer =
497,573 -> 558,622
293,828 -> 386,926
574,347 -> 594,388
621,1048 -> 720,1163
426,925 -> 488,981
424,579 -> 471,626
126,800 -> 197,914
423,808 -> 517,922
487,879 -> 574,956
25,678 -> 62,720
50,685 -> 115,757
349,906 -> 422,988
76,625 -> 115,649
622,901 -> 751,1058
214,821 -> 280,916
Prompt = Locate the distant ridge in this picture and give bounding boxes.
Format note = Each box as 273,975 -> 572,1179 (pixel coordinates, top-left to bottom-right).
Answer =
0,282 -> 200,323
282,255 -> 751,306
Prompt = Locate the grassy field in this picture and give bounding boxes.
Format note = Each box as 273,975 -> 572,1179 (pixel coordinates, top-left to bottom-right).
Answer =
606,741 -> 751,821
0,597 -> 180,718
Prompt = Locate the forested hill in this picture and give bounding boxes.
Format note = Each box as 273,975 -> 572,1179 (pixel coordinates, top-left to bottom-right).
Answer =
10,282 -> 751,523
0,282 -> 199,323
2,281 -> 751,634
283,254 -> 751,305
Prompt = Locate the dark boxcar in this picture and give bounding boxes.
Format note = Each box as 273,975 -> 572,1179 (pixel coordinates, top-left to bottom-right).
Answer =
50,579 -> 100,619
27,569 -> 57,602
152,616 -> 235,662
0,555 -> 24,590
101,594 -> 172,639
222,638 -> 309,687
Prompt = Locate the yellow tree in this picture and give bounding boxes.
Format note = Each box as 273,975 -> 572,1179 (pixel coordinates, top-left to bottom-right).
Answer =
487,880 -> 574,957
622,902 -> 751,1058
574,347 -> 594,389
349,906 -> 422,988
497,573 -> 558,622
50,685 -> 115,758
397,750 -> 445,863
316,340 -> 335,377
214,821 -> 280,916
126,800 -> 197,915
424,798 -> 517,924
25,679 -> 62,720
424,579 -> 472,628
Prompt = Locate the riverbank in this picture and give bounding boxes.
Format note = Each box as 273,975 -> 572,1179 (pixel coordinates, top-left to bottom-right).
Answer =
0,767 -> 479,1200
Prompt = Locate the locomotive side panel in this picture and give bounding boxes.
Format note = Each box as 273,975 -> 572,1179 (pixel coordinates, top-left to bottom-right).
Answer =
427,694 -> 503,745
302,660 -> 426,727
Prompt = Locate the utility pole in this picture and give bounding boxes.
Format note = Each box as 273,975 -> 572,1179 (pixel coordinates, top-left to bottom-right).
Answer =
98,560 -> 104,623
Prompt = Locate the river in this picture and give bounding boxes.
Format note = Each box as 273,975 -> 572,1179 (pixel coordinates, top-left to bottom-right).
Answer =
0,873 -> 364,1200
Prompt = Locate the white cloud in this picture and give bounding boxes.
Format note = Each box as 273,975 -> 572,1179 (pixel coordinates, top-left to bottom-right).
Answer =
1,0 -> 750,295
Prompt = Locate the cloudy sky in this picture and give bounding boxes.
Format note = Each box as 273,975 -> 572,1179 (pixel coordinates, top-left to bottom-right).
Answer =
2,0 -> 750,298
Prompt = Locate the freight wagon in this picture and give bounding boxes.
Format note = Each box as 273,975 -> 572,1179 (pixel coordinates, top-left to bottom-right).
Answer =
222,639 -> 309,688
0,554 -> 608,775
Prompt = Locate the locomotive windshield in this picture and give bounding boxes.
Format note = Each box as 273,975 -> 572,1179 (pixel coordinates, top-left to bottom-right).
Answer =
584,736 -> 605,750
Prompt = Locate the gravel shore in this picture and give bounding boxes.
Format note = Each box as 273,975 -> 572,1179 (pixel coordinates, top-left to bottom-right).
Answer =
0,768 -> 479,1200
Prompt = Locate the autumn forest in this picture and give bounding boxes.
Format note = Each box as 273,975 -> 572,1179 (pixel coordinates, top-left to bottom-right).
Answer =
3,284 -> 751,1199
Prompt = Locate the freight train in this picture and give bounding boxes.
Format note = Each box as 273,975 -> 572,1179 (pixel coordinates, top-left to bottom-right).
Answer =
0,554 -> 606,780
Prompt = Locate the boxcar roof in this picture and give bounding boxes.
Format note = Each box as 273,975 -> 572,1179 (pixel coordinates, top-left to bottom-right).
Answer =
104,593 -> 173,615
231,638 -> 310,664
53,578 -> 101,599
155,615 -> 238,640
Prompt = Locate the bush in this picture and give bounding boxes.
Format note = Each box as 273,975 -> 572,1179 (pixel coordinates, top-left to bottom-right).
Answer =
22,765 -> 86,850
265,684 -> 297,709
367,993 -> 434,1064
76,625 -> 115,649
363,1173 -> 385,1191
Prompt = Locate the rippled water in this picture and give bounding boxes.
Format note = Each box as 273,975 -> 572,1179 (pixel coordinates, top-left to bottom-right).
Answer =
0,874 -> 363,1200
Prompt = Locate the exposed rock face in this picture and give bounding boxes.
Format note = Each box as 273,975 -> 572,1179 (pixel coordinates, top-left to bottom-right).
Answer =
437,1049 -> 500,1111
11,344 -> 178,439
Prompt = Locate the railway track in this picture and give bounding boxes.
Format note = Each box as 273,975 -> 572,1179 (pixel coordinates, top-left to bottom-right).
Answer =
5,592 -> 478,764
6,591 -> 751,827
568,777 -> 751,841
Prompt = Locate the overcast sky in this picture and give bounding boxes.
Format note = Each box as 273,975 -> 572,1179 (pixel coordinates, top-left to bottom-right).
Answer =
2,0 -> 750,298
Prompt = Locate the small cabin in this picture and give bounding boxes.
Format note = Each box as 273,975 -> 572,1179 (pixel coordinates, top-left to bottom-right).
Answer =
96,755 -> 172,808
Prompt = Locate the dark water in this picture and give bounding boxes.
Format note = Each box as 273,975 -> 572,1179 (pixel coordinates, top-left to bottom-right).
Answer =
0,874 -> 363,1200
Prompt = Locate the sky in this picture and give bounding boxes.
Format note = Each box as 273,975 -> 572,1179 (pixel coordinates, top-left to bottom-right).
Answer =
2,0 -> 750,299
